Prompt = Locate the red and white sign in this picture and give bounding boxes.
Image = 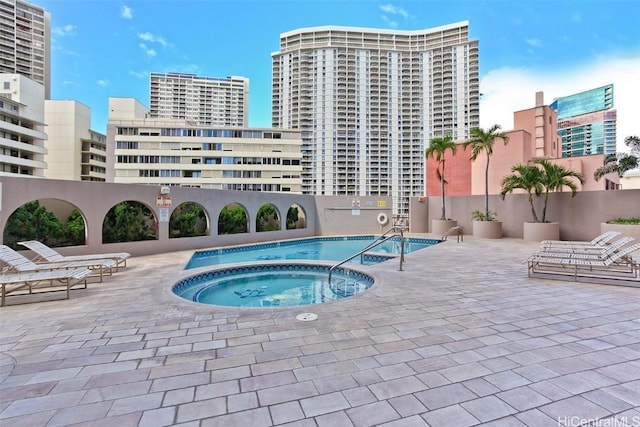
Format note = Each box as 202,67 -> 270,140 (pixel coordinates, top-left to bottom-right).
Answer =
156,195 -> 172,207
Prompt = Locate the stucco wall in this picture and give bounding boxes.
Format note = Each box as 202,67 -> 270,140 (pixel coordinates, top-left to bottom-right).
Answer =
3,177 -> 637,258
313,196 -> 394,236
0,177 -> 392,258
1,177 -> 320,257
419,189 -> 640,241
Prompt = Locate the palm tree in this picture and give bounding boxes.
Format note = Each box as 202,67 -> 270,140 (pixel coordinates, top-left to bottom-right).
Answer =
500,163 -> 545,223
463,124 -> 509,221
425,135 -> 457,220
627,135 -> 640,154
537,159 -> 585,223
500,159 -> 585,223
594,135 -> 640,181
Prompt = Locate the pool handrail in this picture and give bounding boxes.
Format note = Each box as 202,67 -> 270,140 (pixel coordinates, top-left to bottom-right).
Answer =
328,226 -> 405,284
358,226 -> 406,265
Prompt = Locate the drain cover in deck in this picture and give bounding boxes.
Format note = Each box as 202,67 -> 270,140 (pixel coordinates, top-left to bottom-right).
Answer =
296,312 -> 318,322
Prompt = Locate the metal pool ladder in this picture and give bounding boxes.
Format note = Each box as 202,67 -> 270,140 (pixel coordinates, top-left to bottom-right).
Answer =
328,226 -> 406,285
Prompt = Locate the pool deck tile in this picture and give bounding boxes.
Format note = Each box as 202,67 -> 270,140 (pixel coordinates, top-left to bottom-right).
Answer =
1,235 -> 640,426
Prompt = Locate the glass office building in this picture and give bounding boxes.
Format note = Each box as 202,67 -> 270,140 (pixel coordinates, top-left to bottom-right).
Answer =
551,84 -> 616,157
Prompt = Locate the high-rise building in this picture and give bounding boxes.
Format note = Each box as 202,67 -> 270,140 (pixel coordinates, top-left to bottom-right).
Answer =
107,98 -> 302,192
0,0 -> 50,99
0,73 -> 47,176
550,84 -> 617,157
44,100 -> 107,181
271,22 -> 479,216
149,72 -> 249,127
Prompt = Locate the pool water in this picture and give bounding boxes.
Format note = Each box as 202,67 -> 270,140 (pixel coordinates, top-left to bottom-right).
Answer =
173,264 -> 374,307
186,236 -> 440,269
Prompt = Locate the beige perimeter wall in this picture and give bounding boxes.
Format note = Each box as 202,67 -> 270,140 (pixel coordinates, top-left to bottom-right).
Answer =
418,190 -> 640,241
0,177 -> 392,258
1,176 -> 637,258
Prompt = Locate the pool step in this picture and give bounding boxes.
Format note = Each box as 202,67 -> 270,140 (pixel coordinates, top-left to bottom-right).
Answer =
329,278 -> 364,297
362,251 -> 397,265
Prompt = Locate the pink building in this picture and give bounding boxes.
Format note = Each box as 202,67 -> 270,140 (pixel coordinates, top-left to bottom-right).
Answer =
427,92 -> 618,197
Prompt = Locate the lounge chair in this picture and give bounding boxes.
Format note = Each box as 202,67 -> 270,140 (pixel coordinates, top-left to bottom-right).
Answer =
1,267 -> 92,306
18,240 -> 130,270
535,236 -> 635,258
540,231 -> 621,250
0,245 -> 116,282
527,242 -> 640,282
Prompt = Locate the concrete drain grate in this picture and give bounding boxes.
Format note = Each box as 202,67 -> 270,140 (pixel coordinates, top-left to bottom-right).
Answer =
296,312 -> 318,322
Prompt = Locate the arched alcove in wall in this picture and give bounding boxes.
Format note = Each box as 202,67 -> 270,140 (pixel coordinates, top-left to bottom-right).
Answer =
102,200 -> 158,243
169,202 -> 209,238
256,203 -> 281,232
218,202 -> 249,234
3,198 -> 86,250
286,203 -> 307,230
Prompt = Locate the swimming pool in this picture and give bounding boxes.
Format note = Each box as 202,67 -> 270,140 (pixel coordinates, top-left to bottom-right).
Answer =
185,235 -> 440,269
173,263 -> 374,307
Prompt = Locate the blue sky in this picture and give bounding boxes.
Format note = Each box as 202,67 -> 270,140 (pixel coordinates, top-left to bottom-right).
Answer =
39,0 -> 639,149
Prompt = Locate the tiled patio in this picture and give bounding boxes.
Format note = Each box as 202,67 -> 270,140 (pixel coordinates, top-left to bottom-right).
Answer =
1,236 -> 639,426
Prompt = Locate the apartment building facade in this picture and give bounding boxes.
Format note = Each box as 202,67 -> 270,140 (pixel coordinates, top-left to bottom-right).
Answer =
0,0 -> 50,99
149,72 -> 249,127
107,98 -> 302,193
271,22 -> 479,215
550,84 -> 617,157
0,73 -> 46,176
44,100 -> 106,181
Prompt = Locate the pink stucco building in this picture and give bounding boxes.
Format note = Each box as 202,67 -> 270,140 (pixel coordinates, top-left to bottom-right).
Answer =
426,91 -> 619,197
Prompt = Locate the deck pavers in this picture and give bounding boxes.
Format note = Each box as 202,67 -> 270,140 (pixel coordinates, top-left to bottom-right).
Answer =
1,236 -> 639,425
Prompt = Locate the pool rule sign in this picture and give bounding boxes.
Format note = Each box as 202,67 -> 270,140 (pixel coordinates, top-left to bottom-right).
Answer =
351,199 -> 360,215
157,195 -> 172,222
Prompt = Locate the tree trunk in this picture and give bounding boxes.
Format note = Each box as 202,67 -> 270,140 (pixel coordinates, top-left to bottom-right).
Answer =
484,155 -> 490,219
440,160 -> 446,220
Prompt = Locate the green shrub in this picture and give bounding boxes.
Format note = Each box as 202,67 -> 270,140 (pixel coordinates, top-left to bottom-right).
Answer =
607,218 -> 640,225
218,205 -> 248,234
471,209 -> 497,221
3,201 -> 86,249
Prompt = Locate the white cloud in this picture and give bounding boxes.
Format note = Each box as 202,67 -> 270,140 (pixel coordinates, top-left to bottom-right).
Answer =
480,56 -> 640,152
52,45 -> 78,56
129,70 -> 147,79
52,24 -> 76,37
164,64 -> 202,75
525,37 -> 541,47
139,43 -> 156,57
379,4 -> 409,19
138,32 -> 167,47
381,15 -> 398,28
121,5 -> 133,19
96,79 -> 109,87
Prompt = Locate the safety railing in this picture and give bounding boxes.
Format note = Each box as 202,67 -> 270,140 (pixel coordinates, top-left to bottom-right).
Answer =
328,226 -> 405,284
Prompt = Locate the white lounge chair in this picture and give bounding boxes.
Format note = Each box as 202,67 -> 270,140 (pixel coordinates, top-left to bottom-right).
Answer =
1,245 -> 116,282
534,236 -> 635,258
18,240 -> 130,270
1,267 -> 92,306
527,242 -> 640,282
540,231 -> 621,250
